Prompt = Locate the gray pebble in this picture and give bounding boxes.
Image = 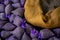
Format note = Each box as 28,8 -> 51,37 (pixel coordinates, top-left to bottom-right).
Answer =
32,38 -> 39,40
4,0 -> 10,5
13,16 -> 23,26
21,33 -> 31,40
53,28 -> 60,37
48,37 -> 60,40
0,13 -> 6,20
0,4 -> 5,12
2,23 -> 16,31
11,8 -> 24,17
5,4 -> 13,15
5,35 -> 17,40
11,0 -> 19,3
25,23 -> 32,34
38,29 -> 54,38
20,0 -> 25,6
0,20 -> 7,29
11,27 -> 24,40
9,14 -> 16,23
1,31 -> 11,38
12,3 -> 21,8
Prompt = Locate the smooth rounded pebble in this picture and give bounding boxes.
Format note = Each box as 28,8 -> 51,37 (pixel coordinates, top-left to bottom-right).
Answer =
25,23 -> 32,34
4,0 -> 10,5
2,23 -> 16,31
48,37 -> 60,40
0,13 -> 6,20
30,29 -> 38,38
11,0 -> 19,3
6,35 -> 17,40
11,27 -> 24,40
9,14 -> 16,23
0,4 -> 5,12
1,31 -> 11,38
13,16 -> 23,26
21,33 -> 31,40
11,8 -> 24,17
53,28 -> 60,37
38,29 -> 54,38
32,38 -> 39,40
5,4 -> 13,15
0,20 -> 7,29
12,3 -> 21,8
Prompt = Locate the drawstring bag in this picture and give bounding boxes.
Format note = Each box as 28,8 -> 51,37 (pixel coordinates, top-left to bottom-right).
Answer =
24,0 -> 60,28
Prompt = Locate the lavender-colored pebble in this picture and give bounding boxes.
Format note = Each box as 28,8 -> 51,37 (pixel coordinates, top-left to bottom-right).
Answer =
1,31 -> 11,38
32,38 -> 39,40
12,3 -> 21,8
53,28 -> 60,37
4,0 -> 10,5
30,29 -> 38,38
38,29 -> 54,39
0,4 -> 5,12
0,13 -> 6,20
11,8 -> 24,17
11,27 -> 24,40
6,35 -> 17,40
21,33 -> 31,40
11,0 -> 19,3
9,14 -> 16,23
5,4 -> 13,15
2,23 -> 16,31
48,37 -> 60,40
25,23 -> 32,34
13,16 -> 23,26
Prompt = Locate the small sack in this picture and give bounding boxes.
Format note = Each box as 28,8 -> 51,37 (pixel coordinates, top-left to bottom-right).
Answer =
24,0 -> 60,28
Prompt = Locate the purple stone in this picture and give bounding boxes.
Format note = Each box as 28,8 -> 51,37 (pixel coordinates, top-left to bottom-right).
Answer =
25,23 -> 32,34
5,4 -> 13,15
20,0 -> 25,6
53,28 -> 60,37
12,3 -> 21,8
30,29 -> 38,38
32,38 -> 39,40
21,33 -> 31,40
0,4 -> 5,12
13,16 -> 23,26
0,13 -> 7,20
11,0 -> 19,3
48,37 -> 60,40
11,8 -> 24,17
9,14 -> 16,23
11,27 -> 24,40
38,29 -> 54,39
5,35 -> 17,40
20,19 -> 26,29
2,23 -> 16,31
1,31 -> 11,38
4,0 -> 10,5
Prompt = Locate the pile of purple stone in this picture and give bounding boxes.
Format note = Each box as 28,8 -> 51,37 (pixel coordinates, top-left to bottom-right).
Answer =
0,0 -> 60,40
